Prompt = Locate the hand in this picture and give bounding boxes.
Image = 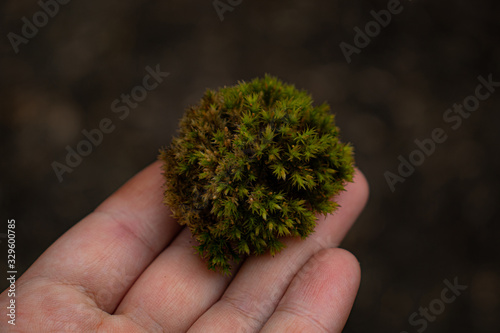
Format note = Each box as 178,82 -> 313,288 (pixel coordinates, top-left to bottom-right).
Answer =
0,161 -> 368,333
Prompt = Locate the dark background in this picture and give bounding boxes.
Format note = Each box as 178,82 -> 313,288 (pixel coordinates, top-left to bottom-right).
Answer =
1,0 -> 499,332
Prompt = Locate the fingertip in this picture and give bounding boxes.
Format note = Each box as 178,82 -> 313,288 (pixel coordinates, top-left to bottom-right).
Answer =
260,248 -> 362,333
324,248 -> 361,291
349,168 -> 370,210
326,167 -> 369,230
303,247 -> 361,294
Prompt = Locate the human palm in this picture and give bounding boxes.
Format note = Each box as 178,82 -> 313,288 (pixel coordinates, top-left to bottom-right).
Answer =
0,162 -> 368,332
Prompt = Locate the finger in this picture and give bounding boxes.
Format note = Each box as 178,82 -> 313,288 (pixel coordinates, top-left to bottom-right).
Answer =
187,170 -> 369,332
116,170 -> 367,332
21,161 -> 182,313
261,248 -> 361,333
114,227 -> 237,332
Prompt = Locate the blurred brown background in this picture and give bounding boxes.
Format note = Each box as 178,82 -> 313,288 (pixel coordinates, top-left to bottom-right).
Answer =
1,0 -> 499,332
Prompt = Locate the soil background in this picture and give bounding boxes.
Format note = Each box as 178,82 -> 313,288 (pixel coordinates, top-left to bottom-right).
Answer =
1,0 -> 499,332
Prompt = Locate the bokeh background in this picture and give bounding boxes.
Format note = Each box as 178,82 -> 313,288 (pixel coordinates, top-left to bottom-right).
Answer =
1,0 -> 499,332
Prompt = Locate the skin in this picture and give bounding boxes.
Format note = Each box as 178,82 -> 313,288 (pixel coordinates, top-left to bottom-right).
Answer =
0,161 -> 369,332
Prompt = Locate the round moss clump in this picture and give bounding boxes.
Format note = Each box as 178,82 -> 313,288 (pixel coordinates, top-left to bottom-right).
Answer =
159,75 -> 354,274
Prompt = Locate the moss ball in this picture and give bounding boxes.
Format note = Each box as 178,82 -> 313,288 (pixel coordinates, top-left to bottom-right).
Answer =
159,75 -> 354,274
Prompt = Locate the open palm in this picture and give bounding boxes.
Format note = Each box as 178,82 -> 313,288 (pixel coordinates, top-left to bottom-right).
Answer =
0,161 -> 368,333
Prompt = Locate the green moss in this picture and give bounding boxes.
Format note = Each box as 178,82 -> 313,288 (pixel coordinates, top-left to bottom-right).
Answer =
159,75 -> 354,274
